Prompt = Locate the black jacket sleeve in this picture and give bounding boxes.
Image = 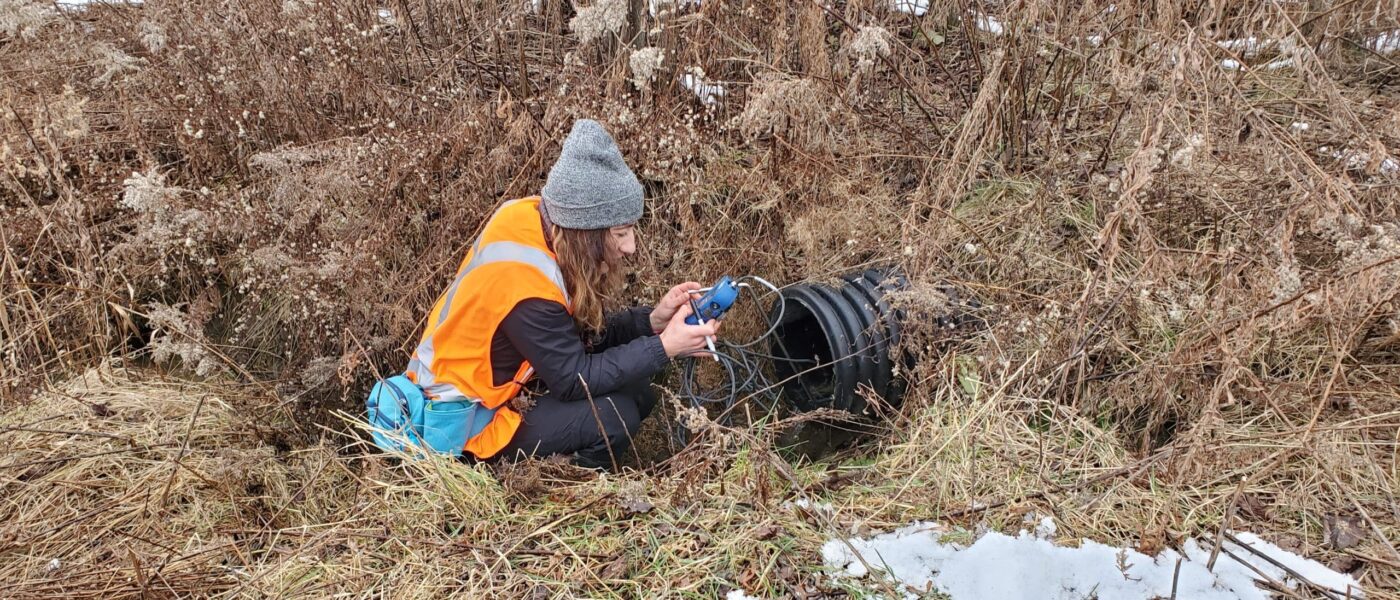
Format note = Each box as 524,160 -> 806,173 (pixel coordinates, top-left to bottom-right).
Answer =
500,299 -> 669,401
592,306 -> 656,351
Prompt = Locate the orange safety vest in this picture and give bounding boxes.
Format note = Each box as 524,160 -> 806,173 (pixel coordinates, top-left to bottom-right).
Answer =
405,197 -> 570,459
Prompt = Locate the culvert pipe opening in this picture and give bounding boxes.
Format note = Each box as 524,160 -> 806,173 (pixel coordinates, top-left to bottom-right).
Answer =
766,269 -> 910,416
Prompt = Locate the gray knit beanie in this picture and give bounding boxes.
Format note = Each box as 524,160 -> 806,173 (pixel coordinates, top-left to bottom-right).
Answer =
541,119 -> 644,230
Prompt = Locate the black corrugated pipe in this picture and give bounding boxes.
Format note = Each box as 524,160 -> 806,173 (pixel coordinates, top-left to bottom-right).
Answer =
766,268 -> 911,416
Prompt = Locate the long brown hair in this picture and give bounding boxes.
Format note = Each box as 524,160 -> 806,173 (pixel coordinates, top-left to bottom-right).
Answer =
552,224 -> 626,333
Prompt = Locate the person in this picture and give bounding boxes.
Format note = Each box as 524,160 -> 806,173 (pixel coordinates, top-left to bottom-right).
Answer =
403,119 -> 719,469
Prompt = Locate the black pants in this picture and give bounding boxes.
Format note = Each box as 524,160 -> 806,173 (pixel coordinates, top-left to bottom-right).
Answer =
497,379 -> 656,469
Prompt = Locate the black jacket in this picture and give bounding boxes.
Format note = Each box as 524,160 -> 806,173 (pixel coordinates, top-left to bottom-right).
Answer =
489,300 -> 669,401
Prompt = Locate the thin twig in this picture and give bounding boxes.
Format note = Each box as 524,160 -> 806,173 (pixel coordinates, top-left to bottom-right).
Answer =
1208,475 -> 1249,572
0,426 -> 134,442
579,376 -> 619,472
158,394 -> 208,509
1221,532 -> 1349,600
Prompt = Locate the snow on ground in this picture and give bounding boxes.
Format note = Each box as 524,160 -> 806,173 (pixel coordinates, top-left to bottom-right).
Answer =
889,2 -> 1001,36
786,498 -> 836,514
679,68 -> 724,106
822,518 -> 1362,600
1320,146 -> 1400,177
1217,37 -> 1272,58
974,14 -> 1004,36
1369,30 -> 1400,54
890,0 -> 929,16
649,0 -> 701,17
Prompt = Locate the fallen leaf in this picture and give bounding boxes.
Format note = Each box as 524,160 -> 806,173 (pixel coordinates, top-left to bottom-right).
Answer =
1238,493 -> 1271,521
915,27 -> 946,49
777,561 -> 796,582
600,555 -> 628,579
752,522 -> 782,541
1136,527 -> 1167,556
1323,514 -> 1366,550
1271,533 -> 1305,553
1327,555 -> 1361,574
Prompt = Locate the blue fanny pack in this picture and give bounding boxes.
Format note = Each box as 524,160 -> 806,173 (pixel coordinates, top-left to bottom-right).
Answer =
365,375 -> 497,457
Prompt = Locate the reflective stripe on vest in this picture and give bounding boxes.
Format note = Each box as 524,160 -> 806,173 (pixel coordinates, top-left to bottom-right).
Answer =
408,241 -> 570,403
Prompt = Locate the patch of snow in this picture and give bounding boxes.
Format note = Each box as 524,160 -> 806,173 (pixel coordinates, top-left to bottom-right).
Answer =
890,0 -> 929,16
1368,30 -> 1400,54
1217,37 -> 1272,58
679,68 -> 723,106
1289,122 -> 1309,133
1032,516 -> 1056,539
725,590 -> 762,600
1085,34 -> 1105,47
1215,37 -> 1302,71
55,0 -> 143,10
376,7 -> 393,22
1320,146 -> 1399,177
45,558 -> 61,573
821,521 -> 952,594
785,498 -> 835,514
974,13 -> 1003,36
822,519 -> 1363,600
1226,532 -> 1362,597
649,0 -> 700,17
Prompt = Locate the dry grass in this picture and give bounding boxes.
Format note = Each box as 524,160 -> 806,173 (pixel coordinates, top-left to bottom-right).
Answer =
3,0 -> 1400,597
2,364 -> 1394,598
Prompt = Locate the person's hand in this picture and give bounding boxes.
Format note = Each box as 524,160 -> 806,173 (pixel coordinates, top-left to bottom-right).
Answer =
649,281 -> 702,333
658,302 -> 721,359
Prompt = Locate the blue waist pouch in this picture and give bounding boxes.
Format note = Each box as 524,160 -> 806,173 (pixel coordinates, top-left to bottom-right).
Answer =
365,375 -> 495,457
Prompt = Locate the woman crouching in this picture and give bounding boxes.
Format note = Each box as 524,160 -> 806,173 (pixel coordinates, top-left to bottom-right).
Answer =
403,119 -> 718,469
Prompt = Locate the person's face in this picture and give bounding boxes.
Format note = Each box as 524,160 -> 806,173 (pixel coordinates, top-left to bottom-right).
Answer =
603,224 -> 636,263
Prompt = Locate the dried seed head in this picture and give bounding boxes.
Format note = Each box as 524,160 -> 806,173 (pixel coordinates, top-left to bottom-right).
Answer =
570,0 -> 627,46
848,26 -> 893,73
629,47 -> 664,90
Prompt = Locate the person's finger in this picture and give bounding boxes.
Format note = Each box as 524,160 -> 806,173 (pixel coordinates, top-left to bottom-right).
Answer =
669,282 -> 699,305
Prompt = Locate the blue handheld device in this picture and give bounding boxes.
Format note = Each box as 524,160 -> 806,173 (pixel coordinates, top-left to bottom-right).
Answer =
686,276 -> 741,325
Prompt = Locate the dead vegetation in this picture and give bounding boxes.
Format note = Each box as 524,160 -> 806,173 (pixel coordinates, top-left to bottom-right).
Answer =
2,0 -> 1399,597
